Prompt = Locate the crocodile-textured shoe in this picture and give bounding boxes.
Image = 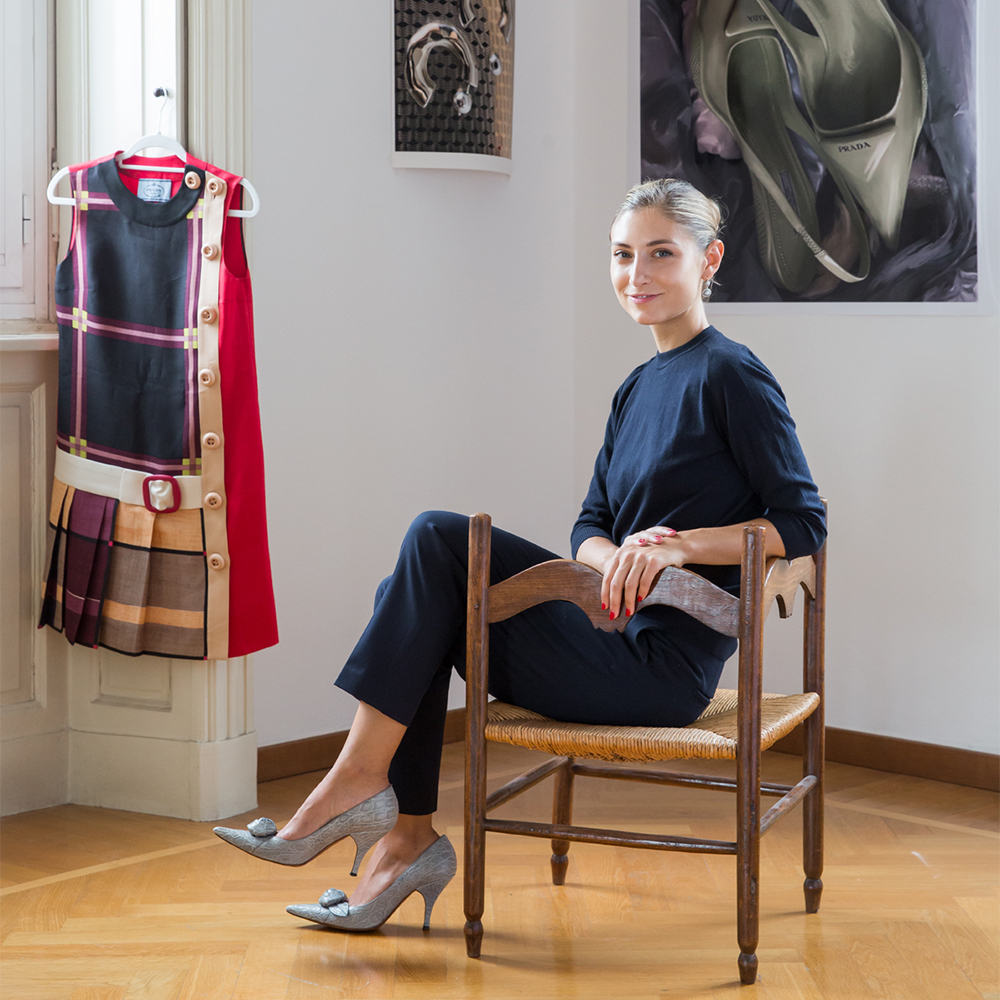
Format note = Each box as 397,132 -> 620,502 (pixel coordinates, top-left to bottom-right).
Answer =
213,786 -> 398,874
285,834 -> 457,931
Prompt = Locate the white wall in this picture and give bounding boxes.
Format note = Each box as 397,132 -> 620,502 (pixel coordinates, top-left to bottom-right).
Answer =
721,320 -> 999,754
251,1 -> 578,745
252,2 -> 999,755
569,4 -> 1000,756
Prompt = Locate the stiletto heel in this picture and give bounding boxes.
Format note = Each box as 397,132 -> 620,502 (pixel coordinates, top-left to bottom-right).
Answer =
418,877 -> 451,930
213,786 -> 398,868
286,835 -> 457,932
349,828 -> 386,876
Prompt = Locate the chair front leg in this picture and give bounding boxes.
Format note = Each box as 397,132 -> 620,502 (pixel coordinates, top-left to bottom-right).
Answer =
550,757 -> 575,885
736,525 -> 765,985
464,730 -> 486,958
803,542 -> 826,913
803,708 -> 824,913
464,514 -> 491,958
737,744 -> 761,986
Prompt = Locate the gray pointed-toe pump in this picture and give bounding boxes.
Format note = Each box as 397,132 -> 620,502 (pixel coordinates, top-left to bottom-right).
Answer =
285,834 -> 457,932
213,786 -> 398,874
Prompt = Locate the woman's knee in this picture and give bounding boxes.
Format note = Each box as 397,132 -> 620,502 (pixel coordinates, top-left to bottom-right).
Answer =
404,510 -> 468,551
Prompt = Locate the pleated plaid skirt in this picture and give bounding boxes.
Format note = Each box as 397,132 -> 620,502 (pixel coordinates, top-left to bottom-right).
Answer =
39,153 -> 278,660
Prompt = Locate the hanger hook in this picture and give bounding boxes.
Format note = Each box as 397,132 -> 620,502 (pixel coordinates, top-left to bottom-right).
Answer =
153,86 -> 169,135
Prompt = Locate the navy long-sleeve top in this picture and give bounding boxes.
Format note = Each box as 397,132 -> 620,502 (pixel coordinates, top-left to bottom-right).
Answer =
571,326 -> 826,689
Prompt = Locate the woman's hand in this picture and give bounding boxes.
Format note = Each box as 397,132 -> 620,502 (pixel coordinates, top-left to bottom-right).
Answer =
575,517 -> 785,620
602,527 -> 685,620
622,526 -> 677,547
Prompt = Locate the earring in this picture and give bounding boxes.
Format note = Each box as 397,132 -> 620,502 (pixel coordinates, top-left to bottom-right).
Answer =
702,278 -> 713,301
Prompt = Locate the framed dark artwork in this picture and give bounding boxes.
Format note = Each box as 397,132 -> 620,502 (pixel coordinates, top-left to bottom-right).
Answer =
640,0 -> 978,304
393,0 -> 515,174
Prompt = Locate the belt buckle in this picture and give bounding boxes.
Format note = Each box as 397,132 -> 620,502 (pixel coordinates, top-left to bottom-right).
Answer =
142,475 -> 181,513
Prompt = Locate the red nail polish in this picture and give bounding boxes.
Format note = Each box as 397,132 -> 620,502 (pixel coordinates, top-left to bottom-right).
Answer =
609,611 -> 616,620
637,595 -> 644,603
625,609 -> 632,617
601,602 -> 607,610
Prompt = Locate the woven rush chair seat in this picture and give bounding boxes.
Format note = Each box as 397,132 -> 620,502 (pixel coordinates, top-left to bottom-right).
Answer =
485,688 -> 821,762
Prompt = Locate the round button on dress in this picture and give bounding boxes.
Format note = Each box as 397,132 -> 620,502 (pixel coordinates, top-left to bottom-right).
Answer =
202,432 -> 221,449
200,306 -> 218,324
198,368 -> 216,386
208,553 -> 226,571
202,244 -> 220,261
184,171 -> 202,189
205,492 -> 224,509
207,178 -> 227,197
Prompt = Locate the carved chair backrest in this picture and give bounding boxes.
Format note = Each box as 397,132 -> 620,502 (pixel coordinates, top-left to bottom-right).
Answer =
466,512 -> 827,724
471,515 -> 818,640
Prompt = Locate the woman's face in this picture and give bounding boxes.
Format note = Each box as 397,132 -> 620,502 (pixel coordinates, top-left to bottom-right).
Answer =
609,208 -> 722,333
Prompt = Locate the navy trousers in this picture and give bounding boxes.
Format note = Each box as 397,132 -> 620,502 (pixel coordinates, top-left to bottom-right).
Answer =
335,511 -> 714,814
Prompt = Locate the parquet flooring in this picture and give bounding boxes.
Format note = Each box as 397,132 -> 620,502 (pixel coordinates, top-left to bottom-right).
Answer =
1,744 -> 997,999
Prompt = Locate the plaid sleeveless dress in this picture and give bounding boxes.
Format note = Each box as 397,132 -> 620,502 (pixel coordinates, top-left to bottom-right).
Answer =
39,152 -> 278,660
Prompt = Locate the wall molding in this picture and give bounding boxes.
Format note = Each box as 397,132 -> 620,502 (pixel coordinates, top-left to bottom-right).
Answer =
0,350 -> 66,816
769,726 -> 999,793
186,0 -> 253,262
258,709 -> 999,792
187,0 -> 251,170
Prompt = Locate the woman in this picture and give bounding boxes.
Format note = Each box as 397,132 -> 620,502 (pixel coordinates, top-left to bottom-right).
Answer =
214,178 -> 826,931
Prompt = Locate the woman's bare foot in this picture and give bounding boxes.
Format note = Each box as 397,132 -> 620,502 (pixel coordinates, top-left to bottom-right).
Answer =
348,817 -> 439,907
277,764 -> 389,841
276,701 -> 407,841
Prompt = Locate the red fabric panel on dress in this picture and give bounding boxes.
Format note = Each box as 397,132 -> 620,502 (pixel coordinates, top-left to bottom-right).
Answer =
186,156 -> 279,658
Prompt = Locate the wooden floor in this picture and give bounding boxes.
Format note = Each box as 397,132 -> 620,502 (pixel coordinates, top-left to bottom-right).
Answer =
2,744 -> 997,1000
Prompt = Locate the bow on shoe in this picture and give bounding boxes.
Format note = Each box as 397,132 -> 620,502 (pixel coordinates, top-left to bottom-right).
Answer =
247,817 -> 278,838
318,887 -> 350,917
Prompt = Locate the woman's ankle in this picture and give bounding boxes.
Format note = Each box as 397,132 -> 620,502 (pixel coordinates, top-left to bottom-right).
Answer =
278,776 -> 390,840
379,818 -> 438,859
323,759 -> 389,797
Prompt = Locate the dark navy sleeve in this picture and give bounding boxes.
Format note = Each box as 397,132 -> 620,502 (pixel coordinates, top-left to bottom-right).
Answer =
570,367 -> 644,558
571,408 -> 616,558
710,351 -> 826,559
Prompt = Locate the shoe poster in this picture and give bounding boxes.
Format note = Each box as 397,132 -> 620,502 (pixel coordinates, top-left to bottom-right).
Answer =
393,0 -> 514,173
641,0 -> 977,303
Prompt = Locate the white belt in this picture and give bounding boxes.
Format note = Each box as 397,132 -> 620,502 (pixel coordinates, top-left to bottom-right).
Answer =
54,449 -> 204,509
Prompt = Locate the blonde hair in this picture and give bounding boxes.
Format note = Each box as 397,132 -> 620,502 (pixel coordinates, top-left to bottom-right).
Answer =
614,178 -> 724,251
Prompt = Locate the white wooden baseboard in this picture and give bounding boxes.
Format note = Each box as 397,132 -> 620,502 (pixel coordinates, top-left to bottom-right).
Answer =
69,729 -> 258,822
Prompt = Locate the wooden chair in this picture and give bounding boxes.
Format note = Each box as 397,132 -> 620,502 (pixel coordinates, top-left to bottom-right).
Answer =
463,513 -> 826,985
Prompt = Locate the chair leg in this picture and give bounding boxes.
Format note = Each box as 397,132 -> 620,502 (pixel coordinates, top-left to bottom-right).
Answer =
465,754 -> 486,958
464,813 -> 485,958
464,513 -> 490,959
736,773 -> 760,985
803,543 -> 826,915
803,713 -> 825,913
464,723 -> 487,958
550,757 -> 575,885
735,527 -> 764,986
